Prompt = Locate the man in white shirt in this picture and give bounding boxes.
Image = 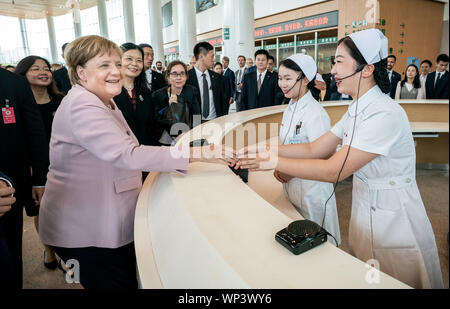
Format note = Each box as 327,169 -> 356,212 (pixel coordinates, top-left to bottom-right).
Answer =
139,43 -> 167,93
419,59 -> 432,95
241,49 -> 282,110
186,42 -> 227,122
387,55 -> 401,99
234,55 -> 247,112
425,53 -> 449,99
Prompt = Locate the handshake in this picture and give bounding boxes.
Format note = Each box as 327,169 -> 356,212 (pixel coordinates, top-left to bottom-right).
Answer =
190,143 -> 280,172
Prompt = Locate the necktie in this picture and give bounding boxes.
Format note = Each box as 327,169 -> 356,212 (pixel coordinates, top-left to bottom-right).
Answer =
202,73 -> 210,119
435,72 -> 441,88
237,70 -> 241,85
257,74 -> 262,94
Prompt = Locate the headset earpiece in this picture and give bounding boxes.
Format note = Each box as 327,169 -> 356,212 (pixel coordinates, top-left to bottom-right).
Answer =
296,72 -> 303,82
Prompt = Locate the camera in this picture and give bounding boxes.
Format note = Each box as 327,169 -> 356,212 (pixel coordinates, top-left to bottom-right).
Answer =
275,220 -> 328,255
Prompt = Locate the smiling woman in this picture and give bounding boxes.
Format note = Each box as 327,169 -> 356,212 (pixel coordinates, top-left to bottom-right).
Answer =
37,35 -> 235,289
113,42 -> 161,147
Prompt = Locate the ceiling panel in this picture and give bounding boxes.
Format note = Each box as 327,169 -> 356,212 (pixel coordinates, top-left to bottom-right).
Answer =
0,0 -> 98,19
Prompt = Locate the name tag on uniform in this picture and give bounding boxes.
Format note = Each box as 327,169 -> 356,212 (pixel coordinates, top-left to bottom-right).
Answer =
2,107 -> 16,124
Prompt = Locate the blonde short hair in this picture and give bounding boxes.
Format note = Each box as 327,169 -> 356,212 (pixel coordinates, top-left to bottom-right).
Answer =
64,35 -> 122,85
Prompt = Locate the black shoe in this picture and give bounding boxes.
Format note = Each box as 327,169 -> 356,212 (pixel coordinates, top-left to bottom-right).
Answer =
44,251 -> 58,270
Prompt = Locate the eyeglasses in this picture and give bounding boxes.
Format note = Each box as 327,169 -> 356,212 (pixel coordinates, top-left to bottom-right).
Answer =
30,67 -> 51,73
169,72 -> 186,77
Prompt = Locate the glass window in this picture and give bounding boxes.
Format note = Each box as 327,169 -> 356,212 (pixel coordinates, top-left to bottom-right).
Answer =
81,5 -> 100,36
107,0 -> 126,45
133,0 -> 150,44
0,16 -> 23,64
53,13 -> 75,63
26,18 -> 51,62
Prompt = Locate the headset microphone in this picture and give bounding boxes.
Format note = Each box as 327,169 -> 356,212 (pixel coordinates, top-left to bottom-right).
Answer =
334,64 -> 365,82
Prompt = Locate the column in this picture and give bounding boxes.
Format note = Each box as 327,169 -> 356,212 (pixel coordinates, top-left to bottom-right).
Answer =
72,2 -> 82,38
46,16 -> 59,63
148,0 -> 164,64
314,31 -> 318,62
123,0 -> 136,43
177,0 -> 197,64
294,34 -> 297,54
97,0 -> 109,38
276,37 -> 279,68
222,0 -> 255,71
18,18 -> 30,57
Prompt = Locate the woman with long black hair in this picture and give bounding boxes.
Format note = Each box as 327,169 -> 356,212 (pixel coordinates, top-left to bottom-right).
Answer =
394,64 -> 425,100
15,56 -> 64,270
114,43 -> 161,146
235,29 -> 443,289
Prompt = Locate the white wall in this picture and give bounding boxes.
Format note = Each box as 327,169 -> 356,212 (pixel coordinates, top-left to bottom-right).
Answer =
253,0 -> 326,18
161,0 -> 179,43
161,0 -> 327,44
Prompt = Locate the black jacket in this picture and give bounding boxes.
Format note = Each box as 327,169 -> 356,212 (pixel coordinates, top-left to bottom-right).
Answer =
152,85 -> 201,133
425,71 -> 449,99
0,68 -> 49,213
241,70 -> 283,110
53,66 -> 72,94
146,70 -> 167,94
186,68 -> 228,118
114,88 -> 161,146
389,70 -> 402,99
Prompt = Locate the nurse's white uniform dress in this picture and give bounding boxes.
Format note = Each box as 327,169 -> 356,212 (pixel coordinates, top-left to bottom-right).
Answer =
330,85 -> 443,289
280,91 -> 341,245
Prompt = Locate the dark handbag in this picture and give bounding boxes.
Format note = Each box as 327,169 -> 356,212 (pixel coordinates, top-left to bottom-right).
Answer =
162,87 -> 190,136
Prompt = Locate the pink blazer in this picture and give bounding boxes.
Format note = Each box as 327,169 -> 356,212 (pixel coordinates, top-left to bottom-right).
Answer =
39,84 -> 189,248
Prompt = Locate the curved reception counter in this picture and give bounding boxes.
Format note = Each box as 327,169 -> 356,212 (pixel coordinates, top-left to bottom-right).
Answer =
135,100 -> 448,289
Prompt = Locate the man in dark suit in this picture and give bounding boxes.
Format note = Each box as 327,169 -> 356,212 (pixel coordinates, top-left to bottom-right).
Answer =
53,42 -> 72,94
186,42 -> 227,123
425,54 -> 449,99
0,68 -> 49,288
387,55 -> 401,99
0,171 -> 15,287
234,55 -> 247,112
267,55 -> 276,73
139,43 -> 167,93
221,56 -> 235,107
241,49 -> 283,110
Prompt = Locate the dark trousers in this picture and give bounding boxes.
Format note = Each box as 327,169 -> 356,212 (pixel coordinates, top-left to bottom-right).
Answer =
52,242 -> 138,289
0,201 -> 23,288
235,92 -> 244,112
0,225 -> 15,288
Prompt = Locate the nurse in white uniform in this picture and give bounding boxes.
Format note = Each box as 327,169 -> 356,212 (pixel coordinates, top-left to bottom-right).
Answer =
276,54 -> 341,245
236,29 -> 443,289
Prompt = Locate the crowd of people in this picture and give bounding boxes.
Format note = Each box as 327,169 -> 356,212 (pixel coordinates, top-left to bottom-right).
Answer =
0,30 -> 448,289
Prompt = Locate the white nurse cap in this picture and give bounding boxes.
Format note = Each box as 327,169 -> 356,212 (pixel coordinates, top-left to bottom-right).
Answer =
287,54 -> 317,81
348,28 -> 388,64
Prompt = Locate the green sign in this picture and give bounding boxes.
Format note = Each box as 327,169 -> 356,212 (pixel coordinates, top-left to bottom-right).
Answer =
223,28 -> 230,40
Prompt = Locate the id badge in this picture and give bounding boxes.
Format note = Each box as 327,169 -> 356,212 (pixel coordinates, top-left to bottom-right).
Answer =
2,107 -> 16,124
289,136 -> 302,144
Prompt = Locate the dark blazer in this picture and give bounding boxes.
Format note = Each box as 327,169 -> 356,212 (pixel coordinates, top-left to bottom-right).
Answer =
0,68 -> 49,288
223,68 -> 236,100
389,70 -> 402,99
53,66 -> 72,94
0,170 -> 15,287
241,70 -> 283,110
186,68 -> 228,118
146,70 -> 167,94
114,88 -> 161,146
152,85 -> 201,133
425,71 -> 449,99
0,68 -> 49,211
